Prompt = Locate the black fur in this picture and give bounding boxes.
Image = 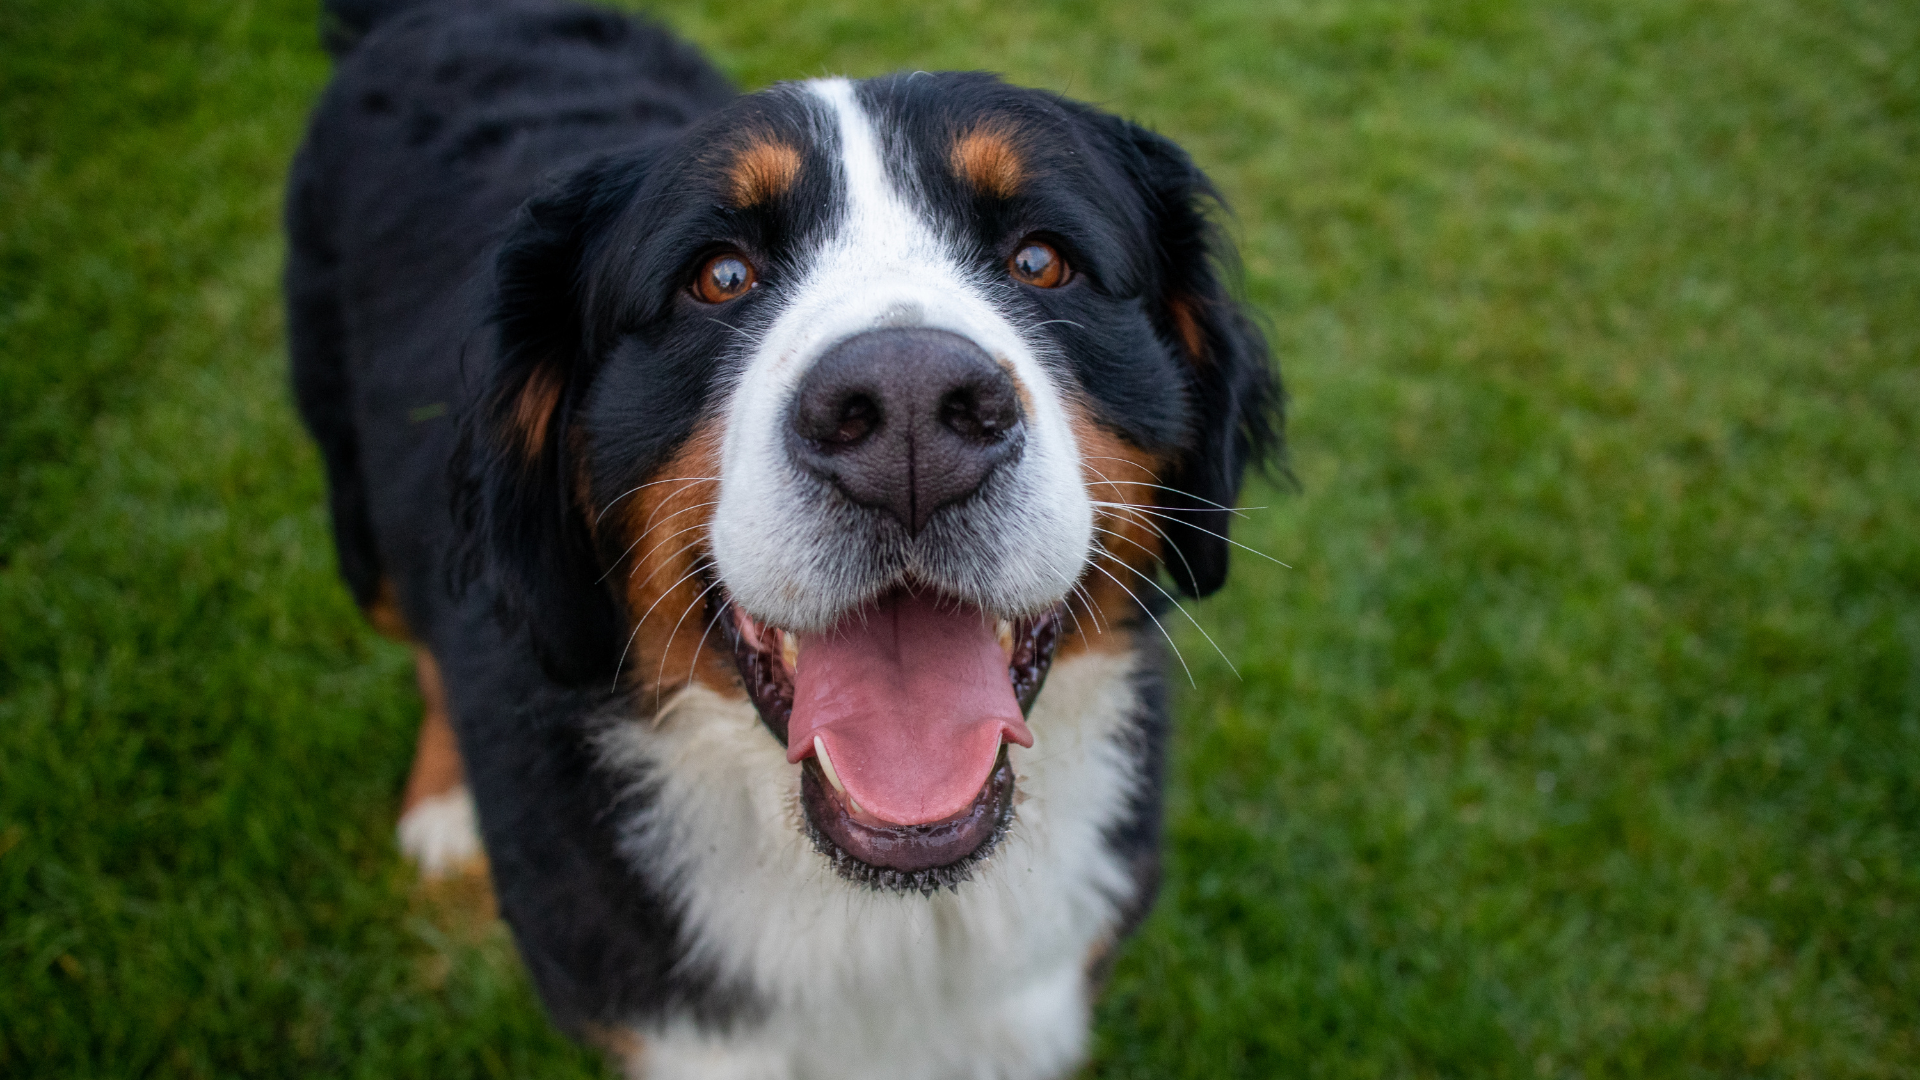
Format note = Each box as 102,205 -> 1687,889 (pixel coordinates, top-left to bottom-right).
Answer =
286,0 -> 750,1034
287,0 -> 1280,1051
1118,123 -> 1284,597
854,73 -> 1282,596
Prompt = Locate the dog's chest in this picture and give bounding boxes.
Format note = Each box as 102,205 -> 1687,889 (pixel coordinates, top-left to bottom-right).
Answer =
595,649 -> 1147,1079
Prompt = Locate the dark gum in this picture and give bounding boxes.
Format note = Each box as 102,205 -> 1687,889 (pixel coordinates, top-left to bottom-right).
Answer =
801,749 -> 1015,875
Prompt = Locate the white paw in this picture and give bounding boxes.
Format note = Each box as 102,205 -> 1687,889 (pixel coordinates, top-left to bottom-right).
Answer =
635,1024 -> 791,1080
397,784 -> 482,878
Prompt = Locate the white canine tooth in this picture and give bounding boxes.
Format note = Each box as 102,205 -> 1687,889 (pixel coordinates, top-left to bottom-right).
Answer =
780,629 -> 799,674
996,619 -> 1014,658
813,735 -> 846,795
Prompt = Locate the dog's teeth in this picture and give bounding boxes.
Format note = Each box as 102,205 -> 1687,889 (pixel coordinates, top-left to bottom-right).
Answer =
996,619 -> 1014,659
812,735 -> 864,815
780,630 -> 799,673
813,736 -> 846,794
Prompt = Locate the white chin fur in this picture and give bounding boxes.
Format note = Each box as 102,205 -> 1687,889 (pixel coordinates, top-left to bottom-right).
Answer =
397,784 -> 483,878
708,77 -> 1093,632
595,648 -> 1145,1080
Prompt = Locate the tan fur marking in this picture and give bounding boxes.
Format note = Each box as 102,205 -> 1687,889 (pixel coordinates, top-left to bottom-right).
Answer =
613,422 -> 742,701
410,857 -> 497,930
950,123 -> 1025,198
400,651 -> 490,892
1064,404 -> 1170,659
727,138 -> 803,207
1167,294 -> 1209,364
578,1024 -> 645,1073
512,365 -> 565,456
1084,931 -> 1122,992
995,356 -> 1038,420
401,648 -> 465,813
365,576 -> 413,642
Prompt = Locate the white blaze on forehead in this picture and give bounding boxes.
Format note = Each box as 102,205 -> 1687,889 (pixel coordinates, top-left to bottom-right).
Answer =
709,77 -> 1093,632
811,78 -> 908,260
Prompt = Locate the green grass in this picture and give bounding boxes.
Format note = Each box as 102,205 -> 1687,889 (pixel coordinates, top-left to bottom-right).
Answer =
2,0 -> 1915,1075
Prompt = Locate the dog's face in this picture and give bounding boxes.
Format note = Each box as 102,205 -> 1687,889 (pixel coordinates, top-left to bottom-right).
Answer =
468,73 -> 1277,890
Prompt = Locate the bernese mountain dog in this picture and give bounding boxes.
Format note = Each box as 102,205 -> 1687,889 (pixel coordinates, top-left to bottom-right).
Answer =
287,0 -> 1281,1074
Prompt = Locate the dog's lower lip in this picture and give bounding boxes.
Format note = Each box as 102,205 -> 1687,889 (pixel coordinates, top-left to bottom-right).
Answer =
801,748 -> 1016,877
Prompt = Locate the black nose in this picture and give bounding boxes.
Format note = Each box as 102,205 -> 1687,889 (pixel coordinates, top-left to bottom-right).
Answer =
787,328 -> 1025,535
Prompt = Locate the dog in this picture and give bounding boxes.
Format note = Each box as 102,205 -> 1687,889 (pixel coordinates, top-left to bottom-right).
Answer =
287,0 -> 1281,1074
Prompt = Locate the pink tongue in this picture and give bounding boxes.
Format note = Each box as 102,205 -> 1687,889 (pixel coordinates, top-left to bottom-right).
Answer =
786,592 -> 1032,826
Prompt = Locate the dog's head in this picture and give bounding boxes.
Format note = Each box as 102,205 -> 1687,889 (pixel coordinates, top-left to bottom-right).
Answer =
464,73 -> 1280,888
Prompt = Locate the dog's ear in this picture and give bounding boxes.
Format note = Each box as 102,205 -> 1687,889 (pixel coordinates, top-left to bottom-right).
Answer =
458,153 -> 648,684
1116,122 -> 1284,597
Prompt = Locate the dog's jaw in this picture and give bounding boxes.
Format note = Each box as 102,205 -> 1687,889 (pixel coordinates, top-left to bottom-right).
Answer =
595,647 -> 1146,1079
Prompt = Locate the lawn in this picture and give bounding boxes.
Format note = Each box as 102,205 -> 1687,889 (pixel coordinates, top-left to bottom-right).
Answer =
3,0 -> 1916,1076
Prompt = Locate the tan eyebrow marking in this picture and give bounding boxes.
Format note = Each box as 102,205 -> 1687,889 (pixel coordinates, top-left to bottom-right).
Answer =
950,122 -> 1025,198
727,137 -> 804,207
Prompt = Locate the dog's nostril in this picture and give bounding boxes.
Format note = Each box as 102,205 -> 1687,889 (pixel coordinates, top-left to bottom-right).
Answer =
794,389 -> 882,448
787,328 -> 1026,534
939,382 -> 1018,443
828,395 -> 879,446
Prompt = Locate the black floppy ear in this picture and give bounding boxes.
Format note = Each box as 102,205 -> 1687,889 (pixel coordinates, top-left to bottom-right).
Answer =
1120,123 -> 1285,597
457,154 -> 647,684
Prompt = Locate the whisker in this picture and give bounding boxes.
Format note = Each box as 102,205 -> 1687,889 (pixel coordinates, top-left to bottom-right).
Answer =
1089,523 -> 1161,569
683,599 -> 732,692
613,622 -> 644,692
636,490 -> 721,537
1057,597 -> 1090,640
593,476 -> 721,528
1078,454 -> 1168,484
655,575 -> 728,710
1090,501 -> 1291,568
1076,577 -> 1111,633
1087,494 -> 1202,592
1085,560 -> 1194,687
622,513 -> 719,581
1078,461 -> 1135,505
614,556 -> 716,690
1080,476 -> 1259,518
623,559 -> 715,652
605,512 -> 716,587
1066,580 -> 1104,635
1091,545 -> 1239,680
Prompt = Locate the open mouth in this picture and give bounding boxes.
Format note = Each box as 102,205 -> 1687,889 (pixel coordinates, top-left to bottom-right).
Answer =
722,588 -> 1062,892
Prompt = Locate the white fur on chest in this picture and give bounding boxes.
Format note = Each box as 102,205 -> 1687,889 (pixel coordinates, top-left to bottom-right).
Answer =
595,649 -> 1147,1080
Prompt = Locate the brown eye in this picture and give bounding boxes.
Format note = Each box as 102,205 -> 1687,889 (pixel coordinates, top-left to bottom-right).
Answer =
693,252 -> 757,303
1009,241 -> 1068,288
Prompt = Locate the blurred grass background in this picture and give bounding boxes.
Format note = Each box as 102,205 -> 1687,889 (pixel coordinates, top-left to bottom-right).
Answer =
2,0 -> 1916,1075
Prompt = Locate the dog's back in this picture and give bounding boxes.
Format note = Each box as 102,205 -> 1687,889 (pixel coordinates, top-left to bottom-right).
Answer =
285,1 -> 756,1036
287,0 -> 733,638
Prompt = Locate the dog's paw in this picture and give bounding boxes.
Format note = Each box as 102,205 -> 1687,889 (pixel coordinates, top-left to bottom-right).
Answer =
397,784 -> 483,879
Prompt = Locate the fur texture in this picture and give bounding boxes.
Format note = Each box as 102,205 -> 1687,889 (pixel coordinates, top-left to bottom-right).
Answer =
286,1 -> 1280,1074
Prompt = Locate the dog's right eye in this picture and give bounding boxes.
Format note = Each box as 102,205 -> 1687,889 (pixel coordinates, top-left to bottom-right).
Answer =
693,252 -> 757,304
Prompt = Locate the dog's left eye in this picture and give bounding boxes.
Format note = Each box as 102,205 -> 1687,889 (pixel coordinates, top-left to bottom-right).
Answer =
693,252 -> 757,303
1009,241 -> 1068,288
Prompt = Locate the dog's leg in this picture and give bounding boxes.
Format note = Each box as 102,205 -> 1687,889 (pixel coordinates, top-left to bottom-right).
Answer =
623,1026 -> 791,1080
396,647 -> 484,878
